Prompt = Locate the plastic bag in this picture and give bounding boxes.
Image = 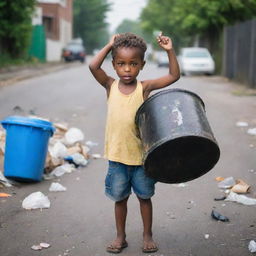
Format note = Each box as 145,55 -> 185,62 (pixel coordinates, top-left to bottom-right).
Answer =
48,141 -> 67,158
65,128 -> 84,145
22,192 -> 50,210
225,191 -> 256,206
65,153 -> 88,167
50,164 -> 75,177
49,182 -> 67,192
249,240 -> 256,253
218,177 -> 236,189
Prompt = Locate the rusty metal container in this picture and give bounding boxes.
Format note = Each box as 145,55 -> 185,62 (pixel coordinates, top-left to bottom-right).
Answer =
135,88 -> 220,183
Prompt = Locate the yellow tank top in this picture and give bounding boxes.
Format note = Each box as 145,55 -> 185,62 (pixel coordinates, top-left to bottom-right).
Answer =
104,80 -> 144,165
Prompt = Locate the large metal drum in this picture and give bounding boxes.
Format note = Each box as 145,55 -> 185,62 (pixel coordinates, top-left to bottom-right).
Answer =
135,88 -> 220,183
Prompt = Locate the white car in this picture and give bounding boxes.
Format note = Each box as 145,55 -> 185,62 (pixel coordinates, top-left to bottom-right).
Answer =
178,47 -> 215,75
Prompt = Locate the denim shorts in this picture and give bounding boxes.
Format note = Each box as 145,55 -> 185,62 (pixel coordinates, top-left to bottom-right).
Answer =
105,160 -> 156,202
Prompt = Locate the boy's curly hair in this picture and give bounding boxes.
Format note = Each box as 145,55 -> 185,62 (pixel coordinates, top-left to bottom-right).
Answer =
111,32 -> 147,60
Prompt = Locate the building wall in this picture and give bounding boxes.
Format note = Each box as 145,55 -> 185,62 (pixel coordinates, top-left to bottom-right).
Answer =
37,0 -> 73,61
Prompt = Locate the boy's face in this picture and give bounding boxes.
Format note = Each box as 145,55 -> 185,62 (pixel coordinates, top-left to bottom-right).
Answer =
112,47 -> 145,85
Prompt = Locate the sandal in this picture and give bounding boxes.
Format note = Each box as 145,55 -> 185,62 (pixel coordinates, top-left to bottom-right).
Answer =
142,246 -> 158,253
106,241 -> 128,254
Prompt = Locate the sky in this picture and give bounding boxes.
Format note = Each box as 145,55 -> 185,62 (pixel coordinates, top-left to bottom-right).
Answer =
106,0 -> 147,32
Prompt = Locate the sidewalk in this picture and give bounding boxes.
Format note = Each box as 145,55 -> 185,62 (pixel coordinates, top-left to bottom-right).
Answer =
0,61 -> 82,87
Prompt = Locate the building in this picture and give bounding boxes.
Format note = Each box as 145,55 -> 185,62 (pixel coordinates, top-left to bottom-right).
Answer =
37,0 -> 73,61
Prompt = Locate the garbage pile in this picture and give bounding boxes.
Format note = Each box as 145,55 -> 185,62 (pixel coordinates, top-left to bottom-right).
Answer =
0,119 -> 101,187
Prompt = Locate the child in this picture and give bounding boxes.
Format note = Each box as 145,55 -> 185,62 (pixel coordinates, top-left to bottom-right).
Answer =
89,32 -> 180,253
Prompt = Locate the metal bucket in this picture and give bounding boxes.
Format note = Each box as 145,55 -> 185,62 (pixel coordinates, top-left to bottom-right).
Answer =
135,88 -> 220,184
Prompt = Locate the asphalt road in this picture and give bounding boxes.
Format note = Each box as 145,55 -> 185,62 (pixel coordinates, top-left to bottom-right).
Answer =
0,59 -> 256,256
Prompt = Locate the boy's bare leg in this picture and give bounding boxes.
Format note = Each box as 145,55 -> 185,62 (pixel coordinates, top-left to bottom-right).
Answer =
108,197 -> 129,250
138,197 -> 158,252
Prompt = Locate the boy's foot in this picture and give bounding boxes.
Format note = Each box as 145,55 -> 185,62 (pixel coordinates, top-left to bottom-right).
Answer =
106,239 -> 128,254
142,237 -> 158,253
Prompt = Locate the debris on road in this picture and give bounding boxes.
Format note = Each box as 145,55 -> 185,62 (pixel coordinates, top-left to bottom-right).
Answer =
214,195 -> 226,201
247,128 -> 256,136
64,127 -> 84,145
231,179 -> 250,193
0,192 -> 11,197
249,240 -> 256,253
85,140 -> 99,147
211,210 -> 229,222
31,242 -> 51,251
236,121 -> 249,127
218,177 -> 236,189
204,234 -> 210,239
0,171 -> 12,187
50,163 -> 75,177
225,191 -> 256,206
64,153 -> 88,167
49,182 -> 67,192
22,191 -> 50,210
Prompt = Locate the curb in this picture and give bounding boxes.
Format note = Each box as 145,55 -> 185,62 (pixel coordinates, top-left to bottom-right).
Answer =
0,62 -> 83,87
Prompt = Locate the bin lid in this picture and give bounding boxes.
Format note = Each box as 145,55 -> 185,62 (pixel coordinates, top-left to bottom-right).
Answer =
1,116 -> 55,134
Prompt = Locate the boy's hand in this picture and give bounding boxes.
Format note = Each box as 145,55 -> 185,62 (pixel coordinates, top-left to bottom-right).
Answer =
157,32 -> 173,51
109,34 -> 120,47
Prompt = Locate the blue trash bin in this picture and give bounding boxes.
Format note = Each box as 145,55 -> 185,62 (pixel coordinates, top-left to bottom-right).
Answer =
1,116 -> 55,182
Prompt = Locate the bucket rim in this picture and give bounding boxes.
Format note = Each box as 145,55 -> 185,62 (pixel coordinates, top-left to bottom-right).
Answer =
135,88 -> 205,125
1,116 -> 55,133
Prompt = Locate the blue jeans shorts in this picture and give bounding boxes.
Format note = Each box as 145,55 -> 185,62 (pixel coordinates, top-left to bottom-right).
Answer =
105,160 -> 156,202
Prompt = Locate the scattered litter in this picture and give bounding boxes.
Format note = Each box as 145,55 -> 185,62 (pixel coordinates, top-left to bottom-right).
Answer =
247,128 -> 256,136
236,121 -> 248,127
231,179 -> 250,194
215,176 -> 225,182
225,191 -> 256,206
214,196 -> 226,201
54,123 -> 68,132
0,172 -> 13,187
49,182 -> 67,192
204,234 -> 210,239
0,192 -> 11,197
65,127 -> 84,145
64,153 -> 88,167
85,140 -> 98,147
211,210 -> 229,222
31,245 -> 42,251
48,141 -> 67,159
40,242 -> 51,248
50,164 -> 75,177
22,191 -> 50,210
218,177 -> 236,189
248,240 -> 256,253
91,153 -> 101,159
31,242 -> 51,251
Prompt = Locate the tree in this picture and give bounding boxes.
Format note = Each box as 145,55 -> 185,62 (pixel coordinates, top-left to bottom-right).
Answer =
141,0 -> 256,49
115,19 -> 151,42
0,0 -> 35,58
73,0 -> 110,53
141,0 -> 256,72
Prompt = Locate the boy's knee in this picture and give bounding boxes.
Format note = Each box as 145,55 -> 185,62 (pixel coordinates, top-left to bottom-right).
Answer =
137,196 -> 151,203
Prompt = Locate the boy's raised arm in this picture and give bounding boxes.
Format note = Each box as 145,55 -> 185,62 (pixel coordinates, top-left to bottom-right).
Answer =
143,33 -> 180,94
89,36 -> 116,89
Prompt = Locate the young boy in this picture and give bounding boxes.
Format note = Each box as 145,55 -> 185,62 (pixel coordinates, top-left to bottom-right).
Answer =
89,32 -> 180,253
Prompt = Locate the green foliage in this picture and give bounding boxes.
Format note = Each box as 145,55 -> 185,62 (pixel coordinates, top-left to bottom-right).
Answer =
73,0 -> 110,53
115,19 -> 151,42
141,0 -> 256,47
0,0 -> 35,58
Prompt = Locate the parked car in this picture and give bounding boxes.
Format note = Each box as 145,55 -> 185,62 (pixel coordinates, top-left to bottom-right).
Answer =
62,43 -> 86,63
178,47 -> 215,75
156,51 -> 169,67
